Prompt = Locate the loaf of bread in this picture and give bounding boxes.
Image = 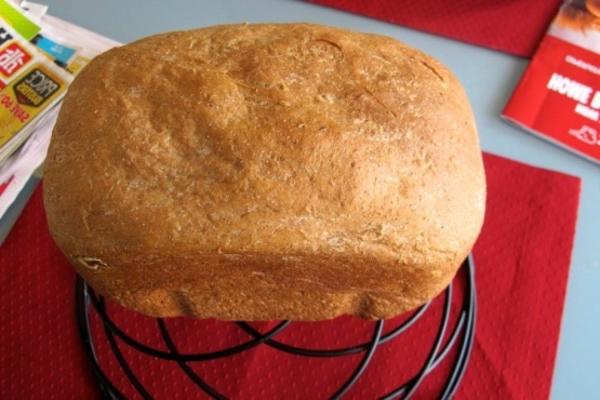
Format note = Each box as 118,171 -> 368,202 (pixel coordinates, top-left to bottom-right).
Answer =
43,23 -> 485,320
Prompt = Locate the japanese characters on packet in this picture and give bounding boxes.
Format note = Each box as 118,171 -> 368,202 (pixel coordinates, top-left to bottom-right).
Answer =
0,27 -> 69,150
503,0 -> 600,165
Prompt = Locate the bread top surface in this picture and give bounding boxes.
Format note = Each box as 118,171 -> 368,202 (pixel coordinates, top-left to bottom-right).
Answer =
44,23 -> 485,268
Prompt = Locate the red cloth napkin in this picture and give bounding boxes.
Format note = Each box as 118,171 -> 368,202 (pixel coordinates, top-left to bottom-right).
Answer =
0,153 -> 580,399
307,0 -> 562,57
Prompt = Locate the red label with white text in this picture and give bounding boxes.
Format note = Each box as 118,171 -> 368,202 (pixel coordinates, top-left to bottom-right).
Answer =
503,2 -> 600,165
0,41 -> 31,78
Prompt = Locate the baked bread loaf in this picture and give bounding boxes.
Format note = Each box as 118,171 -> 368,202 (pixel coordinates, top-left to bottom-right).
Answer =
44,23 -> 485,320
587,0 -> 600,18
555,0 -> 600,31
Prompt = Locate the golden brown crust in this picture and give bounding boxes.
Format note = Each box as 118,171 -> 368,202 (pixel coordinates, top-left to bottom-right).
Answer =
587,0 -> 600,18
43,23 -> 485,320
555,1 -> 600,32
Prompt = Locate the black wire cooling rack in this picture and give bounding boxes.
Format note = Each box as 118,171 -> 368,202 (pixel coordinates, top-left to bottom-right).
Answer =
75,255 -> 476,400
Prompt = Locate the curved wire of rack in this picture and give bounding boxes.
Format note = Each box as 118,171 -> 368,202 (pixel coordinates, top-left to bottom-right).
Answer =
75,255 -> 476,400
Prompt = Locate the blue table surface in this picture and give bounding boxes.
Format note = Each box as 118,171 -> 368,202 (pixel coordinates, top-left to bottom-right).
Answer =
27,0 -> 600,397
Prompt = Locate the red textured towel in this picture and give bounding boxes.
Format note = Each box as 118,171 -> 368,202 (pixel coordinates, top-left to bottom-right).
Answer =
0,153 -> 580,399
307,0 -> 562,57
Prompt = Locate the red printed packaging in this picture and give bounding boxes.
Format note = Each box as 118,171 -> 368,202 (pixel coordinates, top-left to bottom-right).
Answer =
503,0 -> 600,165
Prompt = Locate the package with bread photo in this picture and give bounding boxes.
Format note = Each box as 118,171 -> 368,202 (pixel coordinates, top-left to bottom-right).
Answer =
503,0 -> 600,165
